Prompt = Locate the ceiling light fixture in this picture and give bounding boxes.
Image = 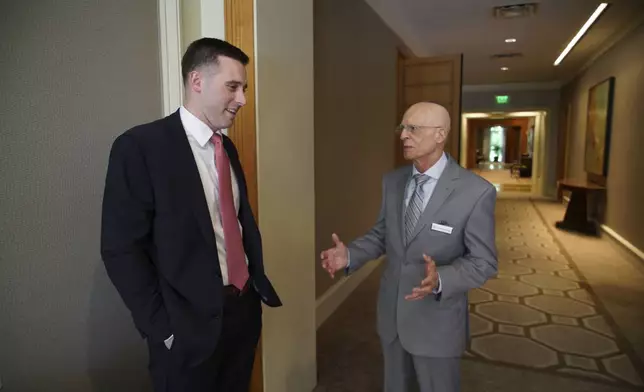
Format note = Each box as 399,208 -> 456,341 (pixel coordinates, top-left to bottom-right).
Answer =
501,67 -> 509,71
554,3 -> 608,66
505,38 -> 517,43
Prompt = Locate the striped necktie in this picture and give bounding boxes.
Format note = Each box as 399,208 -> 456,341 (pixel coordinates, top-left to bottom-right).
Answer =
404,174 -> 431,245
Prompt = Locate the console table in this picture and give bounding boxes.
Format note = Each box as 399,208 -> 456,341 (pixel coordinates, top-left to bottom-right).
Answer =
556,179 -> 605,236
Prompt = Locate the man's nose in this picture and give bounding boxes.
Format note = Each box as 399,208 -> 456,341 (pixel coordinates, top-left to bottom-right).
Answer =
236,89 -> 247,106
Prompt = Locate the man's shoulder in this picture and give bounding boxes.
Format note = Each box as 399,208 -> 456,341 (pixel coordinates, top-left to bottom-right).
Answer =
119,113 -> 176,143
109,112 -> 181,157
456,165 -> 496,195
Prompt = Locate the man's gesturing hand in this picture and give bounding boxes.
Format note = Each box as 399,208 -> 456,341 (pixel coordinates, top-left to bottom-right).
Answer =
405,254 -> 439,301
320,233 -> 349,279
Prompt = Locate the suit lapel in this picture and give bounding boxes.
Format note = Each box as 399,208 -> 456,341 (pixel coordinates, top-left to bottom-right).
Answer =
407,157 -> 461,245
221,135 -> 248,200
164,111 -> 217,249
395,168 -> 412,249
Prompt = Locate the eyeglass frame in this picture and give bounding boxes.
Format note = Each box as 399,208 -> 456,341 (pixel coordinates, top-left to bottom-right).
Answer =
395,124 -> 444,135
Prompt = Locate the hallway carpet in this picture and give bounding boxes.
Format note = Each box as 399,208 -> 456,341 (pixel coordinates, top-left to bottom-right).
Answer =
316,199 -> 644,392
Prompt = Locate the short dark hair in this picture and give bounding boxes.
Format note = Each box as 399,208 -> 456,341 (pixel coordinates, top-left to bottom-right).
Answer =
181,38 -> 249,84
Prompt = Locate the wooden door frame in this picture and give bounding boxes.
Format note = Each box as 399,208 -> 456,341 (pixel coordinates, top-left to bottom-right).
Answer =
224,2 -> 262,391
225,0 -> 258,217
461,111 -> 548,197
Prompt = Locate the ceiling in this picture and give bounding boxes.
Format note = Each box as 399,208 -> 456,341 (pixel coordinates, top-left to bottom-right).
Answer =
364,0 -> 644,85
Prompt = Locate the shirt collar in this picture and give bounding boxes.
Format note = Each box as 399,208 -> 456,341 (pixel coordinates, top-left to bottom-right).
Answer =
412,152 -> 448,180
179,106 -> 221,147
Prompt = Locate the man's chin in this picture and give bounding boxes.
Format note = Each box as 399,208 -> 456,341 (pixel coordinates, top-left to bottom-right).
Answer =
217,119 -> 234,130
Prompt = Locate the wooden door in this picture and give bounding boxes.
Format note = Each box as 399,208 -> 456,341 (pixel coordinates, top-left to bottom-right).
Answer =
505,126 -> 521,164
395,54 -> 463,167
224,1 -> 262,391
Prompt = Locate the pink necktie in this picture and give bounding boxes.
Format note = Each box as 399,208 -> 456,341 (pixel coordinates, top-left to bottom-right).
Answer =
212,134 -> 249,290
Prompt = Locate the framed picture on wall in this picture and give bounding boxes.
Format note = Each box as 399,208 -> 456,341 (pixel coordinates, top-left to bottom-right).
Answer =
584,77 -> 615,185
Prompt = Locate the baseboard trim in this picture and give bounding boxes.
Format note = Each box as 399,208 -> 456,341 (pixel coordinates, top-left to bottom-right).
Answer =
600,225 -> 644,261
316,257 -> 384,329
561,196 -> 643,261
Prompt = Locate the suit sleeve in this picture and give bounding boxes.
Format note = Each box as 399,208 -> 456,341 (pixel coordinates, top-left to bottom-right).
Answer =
100,134 -> 171,342
436,185 -> 498,300
346,178 -> 387,274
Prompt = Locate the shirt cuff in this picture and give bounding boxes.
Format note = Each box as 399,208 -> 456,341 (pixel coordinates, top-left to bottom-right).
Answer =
164,334 -> 174,350
432,274 -> 442,294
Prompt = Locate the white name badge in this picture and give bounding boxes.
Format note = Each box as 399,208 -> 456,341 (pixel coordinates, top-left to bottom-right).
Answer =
431,223 -> 453,234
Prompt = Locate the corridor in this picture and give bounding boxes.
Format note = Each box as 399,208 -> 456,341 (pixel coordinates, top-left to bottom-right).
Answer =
316,198 -> 644,392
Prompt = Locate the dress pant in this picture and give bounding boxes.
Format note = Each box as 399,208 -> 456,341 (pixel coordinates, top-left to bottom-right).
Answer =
148,285 -> 262,392
382,337 -> 461,392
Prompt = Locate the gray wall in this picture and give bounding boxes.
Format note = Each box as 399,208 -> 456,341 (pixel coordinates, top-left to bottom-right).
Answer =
0,1 -> 161,390
314,0 -> 402,298
462,88 -> 561,196
562,22 -> 644,253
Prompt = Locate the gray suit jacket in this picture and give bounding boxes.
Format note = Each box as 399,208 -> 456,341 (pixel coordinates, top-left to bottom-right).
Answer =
347,156 -> 497,357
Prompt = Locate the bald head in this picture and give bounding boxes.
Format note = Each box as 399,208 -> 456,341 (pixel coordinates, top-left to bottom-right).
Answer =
399,102 -> 451,171
404,102 -> 451,133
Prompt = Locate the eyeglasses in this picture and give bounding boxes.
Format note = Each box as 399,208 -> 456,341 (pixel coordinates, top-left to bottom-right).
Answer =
395,124 -> 443,135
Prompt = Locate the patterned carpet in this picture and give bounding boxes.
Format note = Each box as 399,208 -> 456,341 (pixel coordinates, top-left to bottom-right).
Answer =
467,199 -> 643,387
316,199 -> 644,391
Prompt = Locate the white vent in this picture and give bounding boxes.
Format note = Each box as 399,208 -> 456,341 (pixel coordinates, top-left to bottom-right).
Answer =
493,3 -> 538,19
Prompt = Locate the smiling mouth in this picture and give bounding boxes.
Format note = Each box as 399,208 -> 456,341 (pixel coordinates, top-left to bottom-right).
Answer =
225,108 -> 238,116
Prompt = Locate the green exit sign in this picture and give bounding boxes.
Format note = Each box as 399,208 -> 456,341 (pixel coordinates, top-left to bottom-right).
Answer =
496,95 -> 510,104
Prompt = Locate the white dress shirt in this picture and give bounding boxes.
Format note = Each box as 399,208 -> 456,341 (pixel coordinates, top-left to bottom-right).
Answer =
179,106 -> 249,286
403,152 -> 448,211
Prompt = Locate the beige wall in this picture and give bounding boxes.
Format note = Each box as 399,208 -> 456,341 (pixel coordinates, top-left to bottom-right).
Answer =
255,0 -> 317,391
562,22 -> 644,253
0,0 -> 161,390
315,0 -> 403,298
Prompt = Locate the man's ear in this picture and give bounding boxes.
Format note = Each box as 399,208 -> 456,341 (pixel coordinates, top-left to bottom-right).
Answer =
437,127 -> 448,143
187,70 -> 203,94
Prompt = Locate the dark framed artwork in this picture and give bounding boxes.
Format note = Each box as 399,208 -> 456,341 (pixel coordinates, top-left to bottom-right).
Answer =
584,77 -> 615,185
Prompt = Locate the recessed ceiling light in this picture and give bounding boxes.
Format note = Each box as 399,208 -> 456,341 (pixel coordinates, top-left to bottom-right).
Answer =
501,67 -> 509,71
554,3 -> 608,66
505,38 -> 517,43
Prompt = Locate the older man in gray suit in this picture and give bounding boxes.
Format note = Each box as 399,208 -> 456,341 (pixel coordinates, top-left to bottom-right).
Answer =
321,102 -> 498,392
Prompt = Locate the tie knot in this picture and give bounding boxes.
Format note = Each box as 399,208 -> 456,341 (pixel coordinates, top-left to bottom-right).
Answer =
211,133 -> 222,145
414,174 -> 430,186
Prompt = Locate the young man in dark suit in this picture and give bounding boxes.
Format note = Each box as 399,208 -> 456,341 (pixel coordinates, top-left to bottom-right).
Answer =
101,37 -> 281,392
